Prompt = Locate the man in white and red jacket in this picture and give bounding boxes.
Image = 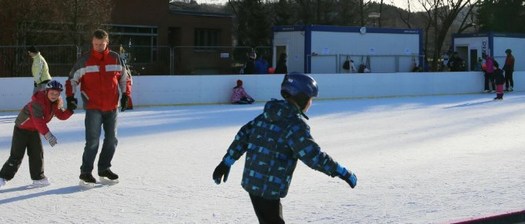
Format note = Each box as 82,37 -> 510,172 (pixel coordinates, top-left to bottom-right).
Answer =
0,80 -> 73,188
65,29 -> 132,185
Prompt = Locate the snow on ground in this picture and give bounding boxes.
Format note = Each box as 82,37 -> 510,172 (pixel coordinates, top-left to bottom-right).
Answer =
0,93 -> 524,223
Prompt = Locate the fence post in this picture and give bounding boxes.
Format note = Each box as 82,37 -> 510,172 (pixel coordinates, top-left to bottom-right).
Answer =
170,47 -> 175,75
395,55 -> 400,72
76,46 -> 82,59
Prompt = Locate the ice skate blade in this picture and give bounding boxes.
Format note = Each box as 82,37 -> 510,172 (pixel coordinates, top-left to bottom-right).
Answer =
79,180 -> 95,189
28,183 -> 50,189
99,177 -> 119,185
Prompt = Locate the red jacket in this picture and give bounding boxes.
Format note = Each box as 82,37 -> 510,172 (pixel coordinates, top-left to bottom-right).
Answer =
66,48 -> 132,111
15,91 -> 73,135
504,54 -> 515,71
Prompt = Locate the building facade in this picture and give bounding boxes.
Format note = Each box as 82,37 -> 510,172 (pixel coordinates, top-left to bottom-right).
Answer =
110,0 -> 234,75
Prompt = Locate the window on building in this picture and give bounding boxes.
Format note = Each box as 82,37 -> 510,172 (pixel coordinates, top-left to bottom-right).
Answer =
109,25 -> 158,64
194,28 -> 220,49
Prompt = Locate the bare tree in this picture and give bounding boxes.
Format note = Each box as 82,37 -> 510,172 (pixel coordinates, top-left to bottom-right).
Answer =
0,0 -> 57,77
0,0 -> 113,46
378,0 -> 384,27
295,0 -> 314,24
54,0 -> 113,46
418,0 -> 473,70
0,0 -> 56,45
272,0 -> 294,25
359,0 -> 366,26
395,0 -> 415,28
338,0 -> 360,25
228,0 -> 271,47
456,1 -> 478,34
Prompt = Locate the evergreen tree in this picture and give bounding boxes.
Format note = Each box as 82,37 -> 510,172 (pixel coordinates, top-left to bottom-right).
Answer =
230,0 -> 272,47
477,0 -> 525,33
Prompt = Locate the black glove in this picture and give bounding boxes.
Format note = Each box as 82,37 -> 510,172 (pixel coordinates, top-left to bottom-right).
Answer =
212,161 -> 231,184
120,95 -> 129,112
337,165 -> 357,188
66,96 -> 78,111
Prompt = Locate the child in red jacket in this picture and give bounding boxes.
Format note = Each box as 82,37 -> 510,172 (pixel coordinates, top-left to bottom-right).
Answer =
0,80 -> 74,188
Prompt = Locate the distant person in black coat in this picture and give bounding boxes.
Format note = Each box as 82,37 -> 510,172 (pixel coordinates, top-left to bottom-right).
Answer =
503,49 -> 515,92
493,61 -> 505,100
243,51 -> 257,74
275,53 -> 287,74
447,52 -> 465,71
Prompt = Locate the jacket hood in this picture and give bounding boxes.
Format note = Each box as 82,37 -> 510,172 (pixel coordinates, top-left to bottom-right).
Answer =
263,99 -> 305,122
32,90 -> 55,107
30,52 -> 41,59
32,90 -> 47,102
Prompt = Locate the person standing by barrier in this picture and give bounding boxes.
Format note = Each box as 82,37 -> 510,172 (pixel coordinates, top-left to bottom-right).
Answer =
0,80 -> 74,188
28,46 -> 52,93
493,61 -> 505,100
243,51 -> 257,74
482,53 -> 495,93
503,49 -> 515,92
275,53 -> 288,74
65,29 -> 132,186
447,52 -> 465,71
255,54 -> 269,74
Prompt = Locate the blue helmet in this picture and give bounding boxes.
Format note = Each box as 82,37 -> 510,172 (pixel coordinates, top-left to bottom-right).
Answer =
46,80 -> 63,92
281,72 -> 318,110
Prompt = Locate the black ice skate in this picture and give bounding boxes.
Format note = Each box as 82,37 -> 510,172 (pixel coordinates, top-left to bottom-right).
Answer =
98,169 -> 119,185
79,173 -> 97,188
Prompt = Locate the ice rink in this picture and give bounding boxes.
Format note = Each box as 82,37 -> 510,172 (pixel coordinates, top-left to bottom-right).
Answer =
0,93 -> 524,223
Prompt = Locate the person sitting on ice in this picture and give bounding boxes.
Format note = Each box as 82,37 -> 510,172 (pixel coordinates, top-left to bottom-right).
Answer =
231,79 -> 255,104
0,80 -> 75,188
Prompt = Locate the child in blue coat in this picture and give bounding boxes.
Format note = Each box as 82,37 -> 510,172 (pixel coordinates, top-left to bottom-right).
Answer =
213,72 -> 357,223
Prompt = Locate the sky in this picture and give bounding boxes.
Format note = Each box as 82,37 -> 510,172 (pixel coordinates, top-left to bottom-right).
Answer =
0,92 -> 524,223
197,0 -> 414,10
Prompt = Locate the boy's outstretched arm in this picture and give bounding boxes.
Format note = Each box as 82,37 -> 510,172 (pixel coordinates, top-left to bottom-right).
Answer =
289,124 -> 357,188
213,119 -> 255,184
336,165 -> 357,188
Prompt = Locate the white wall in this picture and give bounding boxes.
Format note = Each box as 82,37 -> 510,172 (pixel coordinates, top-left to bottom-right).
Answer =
493,37 -> 525,70
454,36 -> 489,54
273,31 -> 305,73
310,31 -> 420,73
274,29 -> 420,74
1,72 -> 524,111
454,36 -> 525,71
311,32 -> 419,56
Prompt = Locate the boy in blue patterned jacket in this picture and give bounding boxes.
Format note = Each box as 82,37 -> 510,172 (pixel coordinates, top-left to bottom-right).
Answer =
213,72 -> 357,223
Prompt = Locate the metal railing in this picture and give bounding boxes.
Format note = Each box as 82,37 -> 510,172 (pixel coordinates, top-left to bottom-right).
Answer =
0,45 -> 79,77
1,45 -> 434,76
307,54 -> 425,73
0,45 -> 272,77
